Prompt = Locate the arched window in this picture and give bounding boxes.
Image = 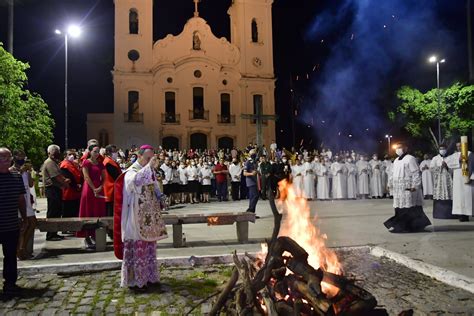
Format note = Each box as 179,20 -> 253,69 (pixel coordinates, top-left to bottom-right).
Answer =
220,93 -> 231,123
193,87 -> 204,119
251,18 -> 258,43
129,9 -> 139,34
253,94 -> 263,124
99,129 -> 109,147
165,92 -> 176,122
128,91 -> 139,121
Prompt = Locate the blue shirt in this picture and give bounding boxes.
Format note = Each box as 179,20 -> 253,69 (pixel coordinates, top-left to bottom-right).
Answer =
245,160 -> 257,187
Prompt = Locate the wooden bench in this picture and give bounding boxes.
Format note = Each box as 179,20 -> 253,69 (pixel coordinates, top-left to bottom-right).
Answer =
36,212 -> 256,250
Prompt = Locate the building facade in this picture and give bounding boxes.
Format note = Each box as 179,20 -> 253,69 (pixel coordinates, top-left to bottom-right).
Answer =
87,0 -> 276,149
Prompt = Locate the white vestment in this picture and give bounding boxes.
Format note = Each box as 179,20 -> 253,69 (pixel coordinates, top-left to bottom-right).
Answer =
369,160 -> 383,197
419,159 -> 433,196
316,163 -> 330,199
356,160 -> 370,195
345,162 -> 358,199
446,152 -> 473,216
430,155 -> 452,200
388,154 -> 423,209
302,162 -> 316,199
330,162 -> 347,199
291,164 -> 304,197
228,163 -> 242,183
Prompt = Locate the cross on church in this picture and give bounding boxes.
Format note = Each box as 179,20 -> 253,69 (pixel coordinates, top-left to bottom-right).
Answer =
193,0 -> 201,17
241,102 -> 278,148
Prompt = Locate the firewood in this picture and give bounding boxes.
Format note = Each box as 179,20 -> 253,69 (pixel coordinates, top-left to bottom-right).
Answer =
209,267 -> 239,316
261,288 -> 278,316
271,236 -> 309,261
293,298 -> 304,315
287,258 -> 323,296
292,280 -> 332,316
275,301 -> 294,315
271,266 -> 288,280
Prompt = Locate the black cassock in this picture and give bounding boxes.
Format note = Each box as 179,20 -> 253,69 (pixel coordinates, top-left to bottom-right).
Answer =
384,206 -> 431,233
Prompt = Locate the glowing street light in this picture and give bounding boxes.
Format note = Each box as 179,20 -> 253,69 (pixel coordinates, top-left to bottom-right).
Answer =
428,55 -> 446,144
385,134 -> 393,153
55,24 -> 82,149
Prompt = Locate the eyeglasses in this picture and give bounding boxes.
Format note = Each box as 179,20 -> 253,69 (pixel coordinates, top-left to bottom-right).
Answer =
0,156 -> 13,162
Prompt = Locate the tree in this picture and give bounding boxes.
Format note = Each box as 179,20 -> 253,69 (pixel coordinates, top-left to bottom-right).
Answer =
389,82 -> 474,148
0,43 -> 55,166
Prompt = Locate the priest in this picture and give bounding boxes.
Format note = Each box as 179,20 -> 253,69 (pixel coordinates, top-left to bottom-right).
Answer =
384,142 -> 431,233
446,142 -> 472,222
419,154 -> 433,199
115,145 -> 168,290
302,156 -> 316,200
356,155 -> 370,199
369,154 -> 383,198
345,157 -> 358,199
331,156 -> 347,200
430,144 -> 455,219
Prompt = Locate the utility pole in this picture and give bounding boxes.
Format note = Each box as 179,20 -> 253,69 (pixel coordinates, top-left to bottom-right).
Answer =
8,0 -> 14,54
468,0 -> 473,83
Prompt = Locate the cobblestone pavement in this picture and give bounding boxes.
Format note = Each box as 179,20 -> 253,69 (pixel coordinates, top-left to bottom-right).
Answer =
1,248 -> 473,315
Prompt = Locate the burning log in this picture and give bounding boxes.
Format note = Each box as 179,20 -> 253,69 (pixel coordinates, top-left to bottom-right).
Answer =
209,182 -> 381,315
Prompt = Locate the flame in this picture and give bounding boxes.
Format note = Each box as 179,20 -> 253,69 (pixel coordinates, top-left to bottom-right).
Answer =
261,180 -> 343,298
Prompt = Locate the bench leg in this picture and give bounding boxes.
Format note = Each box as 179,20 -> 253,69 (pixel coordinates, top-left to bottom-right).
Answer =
95,227 -> 107,252
236,222 -> 249,243
173,224 -> 183,248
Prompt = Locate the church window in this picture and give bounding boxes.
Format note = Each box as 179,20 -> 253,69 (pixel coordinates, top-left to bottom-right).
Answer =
193,87 -> 204,119
220,93 -> 231,123
222,79 -> 228,86
253,94 -> 263,124
128,91 -> 140,121
194,70 -> 202,78
166,77 -> 173,83
129,9 -> 139,34
251,18 -> 259,43
165,92 -> 176,123
128,49 -> 140,62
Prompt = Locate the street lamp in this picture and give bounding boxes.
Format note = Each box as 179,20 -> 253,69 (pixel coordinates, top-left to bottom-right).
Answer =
55,25 -> 81,149
428,55 -> 446,144
385,135 -> 392,154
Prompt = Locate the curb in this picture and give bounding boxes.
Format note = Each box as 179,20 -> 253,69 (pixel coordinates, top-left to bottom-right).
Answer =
16,253 -> 252,276
370,246 -> 474,294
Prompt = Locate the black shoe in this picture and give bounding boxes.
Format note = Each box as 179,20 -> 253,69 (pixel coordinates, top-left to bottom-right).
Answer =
3,284 -> 24,296
129,285 -> 148,293
459,215 -> 470,222
255,215 -> 261,219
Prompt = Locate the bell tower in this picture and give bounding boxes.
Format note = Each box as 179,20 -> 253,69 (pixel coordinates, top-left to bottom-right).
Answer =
114,0 -> 153,72
228,0 -> 274,78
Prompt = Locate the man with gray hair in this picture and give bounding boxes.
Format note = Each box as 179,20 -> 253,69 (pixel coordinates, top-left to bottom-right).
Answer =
41,145 -> 70,241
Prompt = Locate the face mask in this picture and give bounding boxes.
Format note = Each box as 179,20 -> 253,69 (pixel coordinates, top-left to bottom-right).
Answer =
347,159 -> 352,163
112,153 -> 119,161
395,149 -> 404,156
67,155 -> 75,162
439,149 -> 447,156
131,157 -> 137,163
15,159 -> 25,166
191,162 -> 195,166
373,157 -> 378,160
282,159 -> 287,163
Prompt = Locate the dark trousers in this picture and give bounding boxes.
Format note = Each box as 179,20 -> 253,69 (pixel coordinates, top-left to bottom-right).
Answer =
217,182 -> 228,201
106,201 -> 114,217
62,199 -> 80,218
211,179 -> 217,197
0,230 -> 19,287
45,186 -> 62,239
247,185 -> 259,213
260,175 -> 270,199
231,182 -> 241,201
240,177 -> 248,199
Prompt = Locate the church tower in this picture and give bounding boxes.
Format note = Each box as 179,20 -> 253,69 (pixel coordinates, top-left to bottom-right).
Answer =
114,0 -> 153,72
228,0 -> 274,78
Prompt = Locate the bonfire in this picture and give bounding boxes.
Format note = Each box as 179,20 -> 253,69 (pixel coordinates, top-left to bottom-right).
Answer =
209,180 -> 379,315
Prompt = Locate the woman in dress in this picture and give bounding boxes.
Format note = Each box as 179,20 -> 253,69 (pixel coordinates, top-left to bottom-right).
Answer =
77,145 -> 106,249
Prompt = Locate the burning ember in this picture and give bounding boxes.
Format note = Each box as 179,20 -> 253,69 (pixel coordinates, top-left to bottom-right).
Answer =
210,180 -> 378,315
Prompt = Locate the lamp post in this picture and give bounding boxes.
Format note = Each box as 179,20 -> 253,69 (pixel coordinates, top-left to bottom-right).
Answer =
385,135 -> 392,154
428,55 -> 445,144
55,25 -> 81,150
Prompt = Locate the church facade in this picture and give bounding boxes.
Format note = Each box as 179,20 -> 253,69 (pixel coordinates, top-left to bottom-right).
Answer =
87,0 -> 276,150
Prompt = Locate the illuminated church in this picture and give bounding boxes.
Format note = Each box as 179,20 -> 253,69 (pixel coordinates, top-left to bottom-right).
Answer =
87,0 -> 276,149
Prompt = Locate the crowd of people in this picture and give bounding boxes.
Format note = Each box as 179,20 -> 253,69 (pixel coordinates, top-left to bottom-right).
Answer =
0,138 -> 473,292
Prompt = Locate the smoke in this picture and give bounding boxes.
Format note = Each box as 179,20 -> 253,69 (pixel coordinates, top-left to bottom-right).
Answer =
302,0 -> 457,153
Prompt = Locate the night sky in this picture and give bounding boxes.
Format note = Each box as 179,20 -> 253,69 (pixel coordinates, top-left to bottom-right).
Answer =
0,0 -> 472,153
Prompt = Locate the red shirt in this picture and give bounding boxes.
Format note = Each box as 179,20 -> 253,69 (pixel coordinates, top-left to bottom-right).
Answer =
213,164 -> 228,183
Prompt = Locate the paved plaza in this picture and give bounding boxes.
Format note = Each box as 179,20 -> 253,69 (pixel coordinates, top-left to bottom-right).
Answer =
0,197 -> 473,315
6,197 -> 474,279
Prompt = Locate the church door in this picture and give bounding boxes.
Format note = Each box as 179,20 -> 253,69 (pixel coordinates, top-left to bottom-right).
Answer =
190,133 -> 207,150
218,137 -> 233,150
162,136 -> 179,150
